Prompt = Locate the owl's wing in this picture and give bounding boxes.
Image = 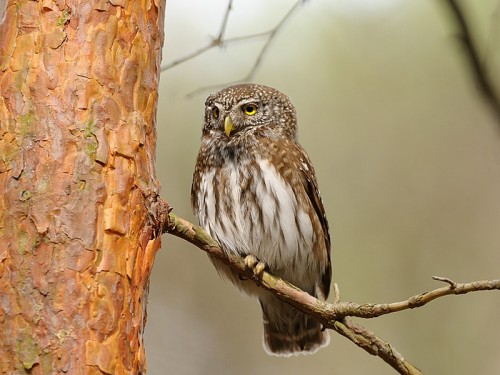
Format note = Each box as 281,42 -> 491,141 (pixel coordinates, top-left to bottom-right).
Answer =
296,144 -> 332,300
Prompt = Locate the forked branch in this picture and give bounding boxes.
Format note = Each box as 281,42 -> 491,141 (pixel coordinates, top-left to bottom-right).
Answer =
163,212 -> 500,374
161,0 -> 305,97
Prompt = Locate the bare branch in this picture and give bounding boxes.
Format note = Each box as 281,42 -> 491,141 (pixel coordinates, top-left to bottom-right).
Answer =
164,213 -> 500,373
216,0 -> 233,42
160,0 -> 232,72
432,275 -> 457,288
242,0 -> 304,81
165,213 -> 498,373
483,0 -> 500,66
165,213 -> 500,321
441,0 -> 500,124
164,213 -> 423,373
161,42 -> 217,71
332,319 -> 423,375
162,0 -> 305,96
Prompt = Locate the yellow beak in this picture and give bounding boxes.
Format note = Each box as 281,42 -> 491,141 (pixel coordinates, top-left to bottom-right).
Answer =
224,115 -> 234,137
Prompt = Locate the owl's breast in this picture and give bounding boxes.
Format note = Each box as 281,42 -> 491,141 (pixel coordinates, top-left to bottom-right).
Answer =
195,158 -> 317,283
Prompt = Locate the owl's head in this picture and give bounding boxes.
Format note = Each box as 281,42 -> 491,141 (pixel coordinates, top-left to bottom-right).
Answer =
203,84 -> 297,142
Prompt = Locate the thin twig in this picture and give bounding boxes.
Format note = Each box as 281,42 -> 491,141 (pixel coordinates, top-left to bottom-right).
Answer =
216,0 -> 233,43
242,0 -> 304,81
189,1 -> 304,97
161,0 -> 233,72
161,0 -> 305,97
327,277 -> 500,319
162,43 -> 216,71
432,275 -> 457,288
164,213 -> 496,373
441,0 -> 500,124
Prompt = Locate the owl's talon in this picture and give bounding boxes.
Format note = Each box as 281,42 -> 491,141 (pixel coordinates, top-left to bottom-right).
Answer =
244,254 -> 267,278
244,254 -> 258,268
253,261 -> 266,277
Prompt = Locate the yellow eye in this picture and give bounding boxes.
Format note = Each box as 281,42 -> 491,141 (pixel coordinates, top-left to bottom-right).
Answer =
242,104 -> 257,116
211,107 -> 219,119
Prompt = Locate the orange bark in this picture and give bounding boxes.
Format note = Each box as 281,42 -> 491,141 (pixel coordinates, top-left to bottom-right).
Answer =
0,1 -> 166,373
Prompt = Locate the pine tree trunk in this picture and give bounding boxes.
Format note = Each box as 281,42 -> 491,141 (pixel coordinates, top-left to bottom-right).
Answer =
0,1 -> 166,373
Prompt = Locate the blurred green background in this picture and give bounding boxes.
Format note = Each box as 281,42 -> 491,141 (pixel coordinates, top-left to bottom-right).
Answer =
146,1 -> 500,374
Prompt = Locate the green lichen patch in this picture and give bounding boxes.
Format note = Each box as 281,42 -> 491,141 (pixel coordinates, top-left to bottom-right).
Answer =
56,9 -> 70,27
16,329 -> 40,370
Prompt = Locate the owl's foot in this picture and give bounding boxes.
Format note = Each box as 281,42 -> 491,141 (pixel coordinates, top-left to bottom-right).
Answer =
244,254 -> 267,278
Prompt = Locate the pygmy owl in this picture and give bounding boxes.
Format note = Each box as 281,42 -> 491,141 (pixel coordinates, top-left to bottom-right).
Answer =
191,83 -> 331,356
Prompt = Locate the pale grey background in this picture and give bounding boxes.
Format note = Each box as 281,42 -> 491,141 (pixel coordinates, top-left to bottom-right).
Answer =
146,1 -> 500,374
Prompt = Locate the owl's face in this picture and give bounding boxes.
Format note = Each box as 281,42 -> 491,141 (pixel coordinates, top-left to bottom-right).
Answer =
203,84 -> 297,143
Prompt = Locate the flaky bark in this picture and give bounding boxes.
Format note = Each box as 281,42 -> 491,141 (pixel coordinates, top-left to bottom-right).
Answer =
0,1 -> 166,373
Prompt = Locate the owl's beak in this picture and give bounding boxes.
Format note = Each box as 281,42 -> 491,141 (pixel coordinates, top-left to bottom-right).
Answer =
224,115 -> 235,137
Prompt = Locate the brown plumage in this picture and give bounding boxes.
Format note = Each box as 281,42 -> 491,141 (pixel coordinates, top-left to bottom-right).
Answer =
191,83 -> 331,356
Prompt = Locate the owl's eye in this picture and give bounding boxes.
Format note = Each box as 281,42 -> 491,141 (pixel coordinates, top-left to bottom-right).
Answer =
211,107 -> 219,119
242,104 -> 257,116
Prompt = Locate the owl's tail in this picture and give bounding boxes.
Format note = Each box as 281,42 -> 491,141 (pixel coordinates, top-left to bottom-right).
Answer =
259,297 -> 330,357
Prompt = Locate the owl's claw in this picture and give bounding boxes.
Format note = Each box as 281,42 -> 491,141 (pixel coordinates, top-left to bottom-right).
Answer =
244,254 -> 267,278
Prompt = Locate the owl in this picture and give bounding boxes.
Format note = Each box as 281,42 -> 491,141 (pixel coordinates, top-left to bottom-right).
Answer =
191,83 -> 331,356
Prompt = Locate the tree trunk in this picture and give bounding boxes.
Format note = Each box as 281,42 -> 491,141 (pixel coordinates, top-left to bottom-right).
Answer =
0,1 -> 166,373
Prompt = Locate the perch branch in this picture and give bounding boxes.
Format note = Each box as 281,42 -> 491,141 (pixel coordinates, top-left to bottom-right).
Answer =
164,213 -> 424,374
165,213 -> 500,321
441,0 -> 500,124
164,213 -> 500,374
164,213 -> 496,373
